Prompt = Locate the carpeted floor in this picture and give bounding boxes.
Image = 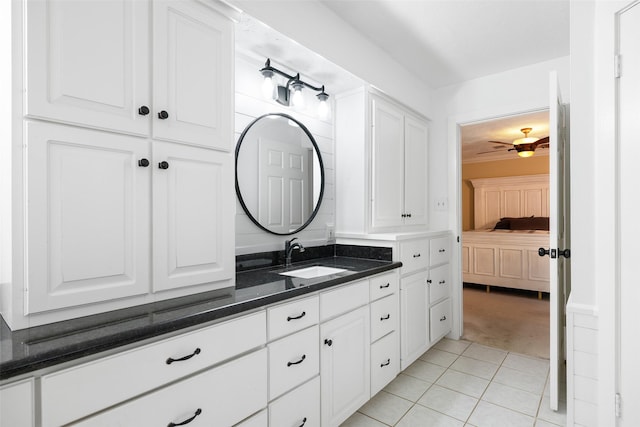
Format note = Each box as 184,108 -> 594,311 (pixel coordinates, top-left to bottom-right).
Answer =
462,284 -> 550,359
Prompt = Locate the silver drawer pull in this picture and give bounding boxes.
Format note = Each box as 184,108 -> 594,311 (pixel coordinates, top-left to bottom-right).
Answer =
413,253 -> 421,258
440,315 -> 447,322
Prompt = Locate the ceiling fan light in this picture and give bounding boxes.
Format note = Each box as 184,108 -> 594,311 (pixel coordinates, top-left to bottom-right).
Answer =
517,150 -> 535,158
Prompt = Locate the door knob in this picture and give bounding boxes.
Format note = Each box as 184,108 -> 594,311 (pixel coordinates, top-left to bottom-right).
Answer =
558,249 -> 571,258
138,105 -> 150,116
158,110 -> 169,120
158,161 -> 169,170
538,248 -> 557,259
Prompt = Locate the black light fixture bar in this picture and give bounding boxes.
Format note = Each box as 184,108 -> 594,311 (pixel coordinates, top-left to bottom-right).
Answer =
260,58 -> 325,93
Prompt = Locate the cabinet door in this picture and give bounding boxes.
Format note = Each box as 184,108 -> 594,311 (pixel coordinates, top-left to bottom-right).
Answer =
26,122 -> 150,313
371,96 -> 404,229
400,271 -> 429,370
403,116 -> 428,226
320,306 -> 370,427
153,0 -> 233,150
0,380 -> 34,427
26,0 -> 149,135
152,142 -> 234,292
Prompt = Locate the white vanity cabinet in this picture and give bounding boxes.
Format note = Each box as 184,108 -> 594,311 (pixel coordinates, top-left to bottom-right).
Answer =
335,88 -> 428,235
0,379 -> 34,426
25,0 -> 233,151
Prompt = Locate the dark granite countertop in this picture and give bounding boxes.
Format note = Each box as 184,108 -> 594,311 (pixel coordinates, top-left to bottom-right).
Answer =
0,255 -> 400,381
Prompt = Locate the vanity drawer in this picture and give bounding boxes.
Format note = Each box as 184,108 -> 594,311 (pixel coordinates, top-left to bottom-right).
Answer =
269,326 -> 319,400
235,409 -> 267,427
73,348 -> 268,427
370,294 -> 398,343
400,239 -> 429,274
429,264 -> 450,304
430,298 -> 452,342
268,295 -> 319,341
269,377 -> 320,427
371,331 -> 399,397
41,311 -> 266,427
430,236 -> 450,266
320,280 -> 369,321
1,379 -> 34,427
369,272 -> 399,301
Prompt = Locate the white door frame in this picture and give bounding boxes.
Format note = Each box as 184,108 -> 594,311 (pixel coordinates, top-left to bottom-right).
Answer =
446,103 -> 550,341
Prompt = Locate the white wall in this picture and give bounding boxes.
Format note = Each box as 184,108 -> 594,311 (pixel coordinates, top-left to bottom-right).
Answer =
227,0 -> 435,120
234,53 -> 335,254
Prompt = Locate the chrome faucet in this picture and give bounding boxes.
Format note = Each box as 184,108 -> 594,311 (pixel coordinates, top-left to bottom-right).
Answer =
285,238 -> 305,267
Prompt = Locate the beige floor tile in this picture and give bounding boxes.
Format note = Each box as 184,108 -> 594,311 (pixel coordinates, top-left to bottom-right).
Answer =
417,384 -> 478,421
502,353 -> 549,377
462,343 -> 508,365
419,347 -> 460,367
433,338 -> 472,355
493,366 -> 547,394
449,356 -> 499,380
403,360 -> 447,383
536,396 -> 567,426
481,382 -> 542,417
396,405 -> 464,427
341,412 -> 389,427
468,401 -> 535,427
435,369 -> 489,398
358,391 -> 413,426
383,374 -> 432,402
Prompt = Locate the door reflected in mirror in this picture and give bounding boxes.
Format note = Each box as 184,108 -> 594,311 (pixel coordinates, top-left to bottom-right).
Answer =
235,113 -> 324,235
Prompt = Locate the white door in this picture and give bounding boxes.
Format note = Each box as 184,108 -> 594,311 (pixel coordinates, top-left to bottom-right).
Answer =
618,2 -> 640,425
320,306 -> 370,427
547,71 -> 570,411
26,122 -> 150,313
152,141 -> 234,292
258,139 -> 311,234
371,96 -> 405,229
400,271 -> 429,370
26,0 -> 149,135
152,0 -> 233,150
404,116 -> 428,226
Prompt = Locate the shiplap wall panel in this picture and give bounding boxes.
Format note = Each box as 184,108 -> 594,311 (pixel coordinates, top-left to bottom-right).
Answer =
235,55 -> 335,255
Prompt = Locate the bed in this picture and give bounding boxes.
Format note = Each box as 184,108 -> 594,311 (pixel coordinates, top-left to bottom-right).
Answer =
462,175 -> 550,296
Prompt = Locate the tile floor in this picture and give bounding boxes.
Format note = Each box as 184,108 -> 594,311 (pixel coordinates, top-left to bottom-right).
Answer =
341,339 -> 567,427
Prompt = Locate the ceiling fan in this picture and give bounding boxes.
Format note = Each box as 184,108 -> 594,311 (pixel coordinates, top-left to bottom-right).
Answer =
477,127 -> 549,158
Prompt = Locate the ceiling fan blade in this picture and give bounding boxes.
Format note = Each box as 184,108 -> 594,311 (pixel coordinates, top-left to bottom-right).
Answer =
488,140 -> 513,145
476,150 -> 504,155
536,136 -> 550,145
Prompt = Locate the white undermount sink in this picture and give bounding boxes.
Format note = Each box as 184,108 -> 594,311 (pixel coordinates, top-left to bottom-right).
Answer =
279,266 -> 347,279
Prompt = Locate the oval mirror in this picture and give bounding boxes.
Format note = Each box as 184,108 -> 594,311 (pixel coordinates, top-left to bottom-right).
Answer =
235,113 -> 325,235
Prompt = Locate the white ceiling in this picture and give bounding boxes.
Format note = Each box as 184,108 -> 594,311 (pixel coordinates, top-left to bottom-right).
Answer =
320,0 -> 570,89
460,110 -> 549,163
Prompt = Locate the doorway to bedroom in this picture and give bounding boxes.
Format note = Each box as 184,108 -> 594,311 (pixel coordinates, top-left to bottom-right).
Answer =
459,110 -> 551,360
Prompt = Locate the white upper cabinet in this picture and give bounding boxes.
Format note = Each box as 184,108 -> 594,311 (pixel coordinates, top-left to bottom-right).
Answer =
26,0 -> 233,151
26,122 -> 150,313
152,141 -> 234,292
26,0 -> 150,135
152,0 -> 233,150
336,88 -> 429,234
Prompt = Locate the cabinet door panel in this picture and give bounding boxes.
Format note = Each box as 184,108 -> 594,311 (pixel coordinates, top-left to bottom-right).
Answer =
371,96 -> 404,229
152,142 -> 234,291
26,122 -> 150,313
403,116 -> 428,226
26,0 -> 149,134
269,377 -> 320,427
400,271 -> 429,370
320,306 -> 370,427
153,0 -> 233,150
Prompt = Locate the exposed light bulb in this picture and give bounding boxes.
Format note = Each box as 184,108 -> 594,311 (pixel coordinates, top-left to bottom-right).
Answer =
261,75 -> 275,100
291,82 -> 304,108
316,89 -> 330,120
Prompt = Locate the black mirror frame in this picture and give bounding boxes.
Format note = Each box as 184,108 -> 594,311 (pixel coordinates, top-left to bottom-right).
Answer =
235,113 -> 325,236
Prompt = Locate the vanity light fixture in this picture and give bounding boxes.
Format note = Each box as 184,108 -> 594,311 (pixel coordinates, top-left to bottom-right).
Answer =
259,58 -> 331,119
